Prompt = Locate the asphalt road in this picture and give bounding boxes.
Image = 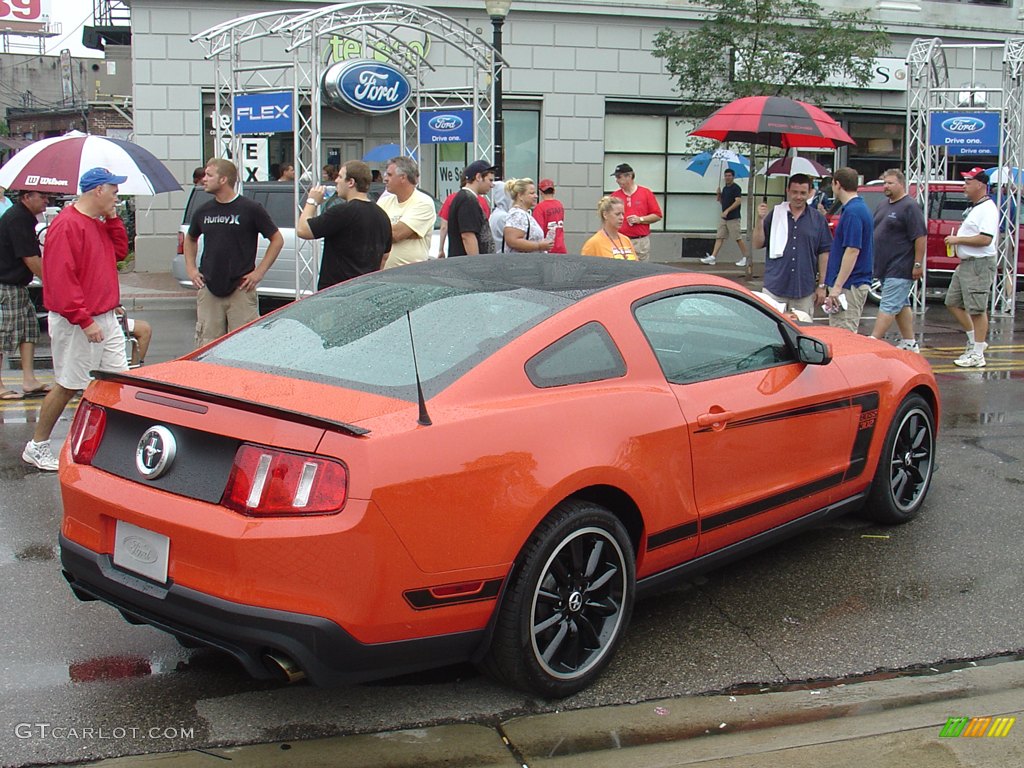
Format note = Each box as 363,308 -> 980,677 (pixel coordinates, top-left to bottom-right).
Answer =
1,301 -> 1022,767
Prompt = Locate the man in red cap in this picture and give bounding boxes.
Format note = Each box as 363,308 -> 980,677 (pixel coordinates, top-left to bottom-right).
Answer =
944,167 -> 998,368
532,178 -> 566,254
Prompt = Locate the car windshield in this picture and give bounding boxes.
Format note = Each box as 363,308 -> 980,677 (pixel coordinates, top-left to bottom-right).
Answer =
197,270 -> 570,400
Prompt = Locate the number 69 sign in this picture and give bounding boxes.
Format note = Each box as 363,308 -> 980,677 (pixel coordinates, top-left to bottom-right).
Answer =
0,0 -> 46,23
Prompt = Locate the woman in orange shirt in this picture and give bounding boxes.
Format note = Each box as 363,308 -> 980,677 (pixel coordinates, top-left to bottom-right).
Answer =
580,196 -> 637,260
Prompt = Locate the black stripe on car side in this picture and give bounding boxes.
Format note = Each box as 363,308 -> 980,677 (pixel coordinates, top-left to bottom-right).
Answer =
403,579 -> 504,610
648,391 -> 880,550
693,396 -> 851,433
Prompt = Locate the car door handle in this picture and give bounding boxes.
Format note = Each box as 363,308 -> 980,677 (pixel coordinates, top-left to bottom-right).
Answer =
697,410 -> 735,428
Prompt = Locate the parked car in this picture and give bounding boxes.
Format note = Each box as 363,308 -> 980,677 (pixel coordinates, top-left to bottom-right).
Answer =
172,182 -> 442,302
827,181 -> 1023,301
59,255 -> 939,697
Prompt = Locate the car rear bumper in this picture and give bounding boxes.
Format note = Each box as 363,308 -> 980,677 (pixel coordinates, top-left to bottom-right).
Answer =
60,534 -> 485,686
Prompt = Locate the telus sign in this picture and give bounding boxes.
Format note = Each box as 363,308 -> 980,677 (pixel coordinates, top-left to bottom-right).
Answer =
322,60 -> 411,114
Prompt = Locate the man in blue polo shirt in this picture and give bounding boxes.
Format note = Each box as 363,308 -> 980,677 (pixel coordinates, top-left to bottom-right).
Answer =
823,167 -> 874,332
753,173 -> 832,319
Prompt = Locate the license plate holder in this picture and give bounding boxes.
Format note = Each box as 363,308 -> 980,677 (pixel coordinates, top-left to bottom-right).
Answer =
112,520 -> 170,584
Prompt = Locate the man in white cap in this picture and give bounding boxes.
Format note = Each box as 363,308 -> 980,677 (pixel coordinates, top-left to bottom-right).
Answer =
23,167 -> 130,471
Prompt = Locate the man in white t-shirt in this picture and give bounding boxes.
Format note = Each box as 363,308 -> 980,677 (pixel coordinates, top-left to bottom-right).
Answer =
944,167 -> 999,368
376,156 -> 436,269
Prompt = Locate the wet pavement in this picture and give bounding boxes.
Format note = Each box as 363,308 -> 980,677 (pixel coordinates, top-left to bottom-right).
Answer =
1,267 -> 1023,767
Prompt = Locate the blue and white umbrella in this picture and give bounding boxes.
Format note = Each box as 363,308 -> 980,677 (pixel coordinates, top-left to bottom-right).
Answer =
684,148 -> 750,178
985,166 -> 1022,185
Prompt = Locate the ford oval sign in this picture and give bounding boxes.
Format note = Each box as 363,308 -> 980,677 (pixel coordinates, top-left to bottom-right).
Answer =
323,60 -> 411,114
941,116 -> 985,134
428,114 -> 464,132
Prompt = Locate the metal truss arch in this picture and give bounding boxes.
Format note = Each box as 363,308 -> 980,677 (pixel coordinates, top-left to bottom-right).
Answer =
190,2 -> 505,300
905,37 -> 1022,318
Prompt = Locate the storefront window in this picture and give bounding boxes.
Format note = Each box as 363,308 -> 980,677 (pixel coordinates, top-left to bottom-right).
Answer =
505,109 -> 540,182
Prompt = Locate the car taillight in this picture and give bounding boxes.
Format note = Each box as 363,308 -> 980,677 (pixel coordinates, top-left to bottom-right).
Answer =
221,444 -> 348,516
69,401 -> 107,465
176,231 -> 184,255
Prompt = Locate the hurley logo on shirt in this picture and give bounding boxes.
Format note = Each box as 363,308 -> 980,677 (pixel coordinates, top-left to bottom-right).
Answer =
204,214 -> 241,225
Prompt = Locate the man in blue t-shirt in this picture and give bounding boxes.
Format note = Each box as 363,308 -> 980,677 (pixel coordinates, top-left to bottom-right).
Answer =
824,167 -> 874,333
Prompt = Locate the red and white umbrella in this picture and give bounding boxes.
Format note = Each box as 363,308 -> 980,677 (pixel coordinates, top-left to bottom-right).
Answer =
0,131 -> 181,195
760,155 -> 831,178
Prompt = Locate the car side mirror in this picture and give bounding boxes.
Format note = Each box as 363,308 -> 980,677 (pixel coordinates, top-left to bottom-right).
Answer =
797,335 -> 831,365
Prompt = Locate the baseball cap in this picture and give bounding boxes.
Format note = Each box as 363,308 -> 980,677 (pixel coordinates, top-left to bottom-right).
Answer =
463,160 -> 498,181
961,167 -> 990,184
538,178 -> 555,192
612,163 -> 633,176
80,167 -> 128,192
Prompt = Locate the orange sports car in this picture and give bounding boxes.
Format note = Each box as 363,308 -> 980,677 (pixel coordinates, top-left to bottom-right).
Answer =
59,255 -> 939,697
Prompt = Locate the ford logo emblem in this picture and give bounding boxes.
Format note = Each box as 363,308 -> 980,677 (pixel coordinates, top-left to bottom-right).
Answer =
123,536 -> 158,564
136,425 -> 176,480
941,116 -> 985,134
322,60 -> 411,114
428,114 -> 463,132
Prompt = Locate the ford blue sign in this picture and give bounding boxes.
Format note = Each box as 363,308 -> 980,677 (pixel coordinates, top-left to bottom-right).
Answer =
322,60 -> 411,114
420,109 -> 474,144
940,116 -> 985,133
929,111 -> 1000,156
428,114 -> 463,132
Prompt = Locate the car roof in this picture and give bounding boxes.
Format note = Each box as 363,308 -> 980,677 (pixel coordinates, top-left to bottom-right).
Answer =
387,253 -> 681,301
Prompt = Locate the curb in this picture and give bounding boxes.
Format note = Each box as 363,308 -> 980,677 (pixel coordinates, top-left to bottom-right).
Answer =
76,660 -> 1024,768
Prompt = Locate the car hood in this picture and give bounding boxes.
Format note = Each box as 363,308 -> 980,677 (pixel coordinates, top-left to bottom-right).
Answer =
123,360 -> 415,427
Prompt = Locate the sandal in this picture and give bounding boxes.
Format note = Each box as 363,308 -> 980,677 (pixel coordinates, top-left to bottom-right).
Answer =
22,385 -> 51,398
0,389 -> 24,401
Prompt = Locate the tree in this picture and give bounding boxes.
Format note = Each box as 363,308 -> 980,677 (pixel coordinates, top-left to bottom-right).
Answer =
653,0 -> 891,106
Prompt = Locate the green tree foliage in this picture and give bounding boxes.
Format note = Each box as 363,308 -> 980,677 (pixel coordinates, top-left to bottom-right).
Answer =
653,0 -> 890,105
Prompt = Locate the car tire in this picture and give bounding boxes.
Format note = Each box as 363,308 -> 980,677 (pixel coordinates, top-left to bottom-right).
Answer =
866,278 -> 883,304
481,500 -> 635,698
862,393 -> 935,525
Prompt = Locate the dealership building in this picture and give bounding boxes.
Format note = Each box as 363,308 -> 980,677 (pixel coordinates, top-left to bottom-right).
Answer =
126,0 -> 1024,271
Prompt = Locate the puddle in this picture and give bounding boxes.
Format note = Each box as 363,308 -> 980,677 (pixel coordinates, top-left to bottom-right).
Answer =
14,543 -> 56,562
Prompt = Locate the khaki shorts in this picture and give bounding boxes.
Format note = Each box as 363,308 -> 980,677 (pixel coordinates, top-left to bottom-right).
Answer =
945,257 -> 995,315
763,288 -> 817,320
717,218 -> 742,240
49,310 -> 128,391
630,235 -> 651,262
196,286 -> 259,347
828,284 -> 871,333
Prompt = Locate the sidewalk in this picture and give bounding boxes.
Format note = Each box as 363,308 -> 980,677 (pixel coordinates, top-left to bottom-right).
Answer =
118,270 -> 196,311
81,659 -> 1024,767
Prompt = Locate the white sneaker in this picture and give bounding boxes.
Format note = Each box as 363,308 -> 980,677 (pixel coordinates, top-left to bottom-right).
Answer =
896,339 -> 920,353
699,254 -> 716,265
954,349 -> 987,368
23,440 -> 59,471
735,257 -> 748,267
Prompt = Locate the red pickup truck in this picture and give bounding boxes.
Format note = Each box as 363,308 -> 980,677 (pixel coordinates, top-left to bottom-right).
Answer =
828,181 -> 1022,300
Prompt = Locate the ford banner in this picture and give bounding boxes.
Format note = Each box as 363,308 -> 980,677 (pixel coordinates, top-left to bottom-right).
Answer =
322,60 -> 412,114
929,111 -> 1000,156
420,109 -> 474,144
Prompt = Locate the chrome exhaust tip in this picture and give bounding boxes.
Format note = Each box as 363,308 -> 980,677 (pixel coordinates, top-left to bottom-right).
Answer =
263,651 -> 306,683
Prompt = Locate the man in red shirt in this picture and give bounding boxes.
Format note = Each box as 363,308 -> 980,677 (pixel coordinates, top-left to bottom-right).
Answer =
23,167 -> 129,471
611,163 -> 662,262
532,178 -> 566,254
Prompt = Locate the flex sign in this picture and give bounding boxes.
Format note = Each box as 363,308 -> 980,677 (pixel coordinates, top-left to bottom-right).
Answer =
420,110 -> 474,144
234,92 -> 294,134
929,112 -> 1000,156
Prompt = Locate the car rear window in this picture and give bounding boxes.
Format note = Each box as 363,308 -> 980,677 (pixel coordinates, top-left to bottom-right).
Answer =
197,271 -> 570,400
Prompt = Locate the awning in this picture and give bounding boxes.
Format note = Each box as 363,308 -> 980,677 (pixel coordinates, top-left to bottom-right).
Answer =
0,137 -> 32,151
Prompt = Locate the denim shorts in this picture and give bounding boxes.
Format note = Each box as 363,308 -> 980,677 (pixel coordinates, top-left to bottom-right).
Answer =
879,277 -> 914,315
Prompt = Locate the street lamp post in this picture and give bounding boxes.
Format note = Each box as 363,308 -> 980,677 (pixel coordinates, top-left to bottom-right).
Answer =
484,0 -> 511,178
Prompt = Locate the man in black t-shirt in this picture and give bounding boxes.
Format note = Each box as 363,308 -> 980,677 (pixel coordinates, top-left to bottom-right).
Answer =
184,159 -> 283,347
0,189 -> 50,399
448,160 -> 496,257
700,168 -> 751,267
297,160 -> 392,289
